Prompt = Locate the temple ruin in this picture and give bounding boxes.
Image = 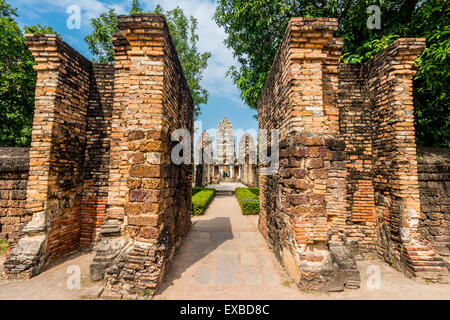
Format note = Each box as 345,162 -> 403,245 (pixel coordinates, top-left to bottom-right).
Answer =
194,117 -> 258,187
0,15 -> 448,295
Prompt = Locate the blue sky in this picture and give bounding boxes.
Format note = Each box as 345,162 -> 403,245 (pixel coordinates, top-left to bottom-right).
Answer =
12,0 -> 258,148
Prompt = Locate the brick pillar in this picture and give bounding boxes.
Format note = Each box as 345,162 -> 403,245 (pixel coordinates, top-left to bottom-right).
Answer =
368,39 -> 448,280
4,34 -> 92,278
288,18 -> 337,134
258,18 -> 359,292
90,14 -> 194,296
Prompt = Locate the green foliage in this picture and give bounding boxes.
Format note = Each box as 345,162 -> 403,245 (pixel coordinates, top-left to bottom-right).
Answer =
158,5 -> 211,117
192,187 -> 206,196
130,0 -> 143,15
215,0 -> 450,147
0,0 -> 57,147
191,188 -> 216,215
23,24 -> 58,36
84,9 -> 119,63
235,187 -> 260,215
85,1 -> 211,118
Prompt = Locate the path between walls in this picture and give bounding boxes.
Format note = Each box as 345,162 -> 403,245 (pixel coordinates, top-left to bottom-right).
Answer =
154,195 -> 300,300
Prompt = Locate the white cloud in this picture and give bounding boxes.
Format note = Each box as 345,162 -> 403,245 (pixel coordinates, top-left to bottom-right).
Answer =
13,0 -> 128,30
15,0 -> 246,107
143,0 -> 244,105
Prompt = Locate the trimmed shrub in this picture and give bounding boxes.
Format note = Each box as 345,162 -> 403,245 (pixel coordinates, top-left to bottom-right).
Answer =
235,188 -> 260,215
191,188 -> 216,215
192,187 -> 203,196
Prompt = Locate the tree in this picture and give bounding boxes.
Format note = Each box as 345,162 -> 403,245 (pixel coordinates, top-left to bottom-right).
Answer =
23,24 -> 59,36
84,9 -> 118,63
215,0 -> 449,147
85,1 -> 211,118
129,0 -> 143,15
0,0 -> 57,147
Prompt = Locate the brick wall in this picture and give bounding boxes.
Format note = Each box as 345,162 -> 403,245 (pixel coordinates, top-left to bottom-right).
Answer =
4,35 -> 116,278
259,17 -> 448,289
258,18 -> 358,291
0,148 -> 30,243
338,63 -> 377,255
80,63 -> 115,248
89,14 -> 194,295
5,34 -> 93,278
417,147 -> 450,257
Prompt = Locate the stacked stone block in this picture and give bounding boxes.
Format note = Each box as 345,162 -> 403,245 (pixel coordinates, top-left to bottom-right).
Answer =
194,131 -> 213,187
417,147 -> 450,273
238,133 -> 258,187
0,148 -> 30,243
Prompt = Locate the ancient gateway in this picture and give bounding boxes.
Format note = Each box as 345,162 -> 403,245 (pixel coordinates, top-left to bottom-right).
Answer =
194,117 -> 258,187
0,15 -> 448,295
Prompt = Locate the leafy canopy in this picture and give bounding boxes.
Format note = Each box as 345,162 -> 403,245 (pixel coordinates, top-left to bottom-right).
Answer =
85,1 -> 211,118
0,0 -> 56,147
215,0 -> 449,147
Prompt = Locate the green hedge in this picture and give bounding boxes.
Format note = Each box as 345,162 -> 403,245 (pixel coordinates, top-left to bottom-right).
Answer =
235,188 -> 260,215
191,188 -> 216,215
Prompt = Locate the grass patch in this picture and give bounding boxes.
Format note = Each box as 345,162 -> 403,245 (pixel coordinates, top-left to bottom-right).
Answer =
235,188 -> 260,215
0,240 -> 9,255
191,188 -> 216,216
282,280 -> 293,287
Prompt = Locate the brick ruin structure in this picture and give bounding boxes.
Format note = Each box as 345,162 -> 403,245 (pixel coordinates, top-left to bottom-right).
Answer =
2,15 -> 193,294
0,148 -> 30,242
258,17 -> 448,290
194,131 -> 214,187
0,15 -> 448,294
194,117 -> 258,187
417,147 -> 450,258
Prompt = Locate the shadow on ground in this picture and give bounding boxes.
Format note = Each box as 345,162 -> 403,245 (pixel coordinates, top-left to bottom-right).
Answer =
157,216 -> 234,292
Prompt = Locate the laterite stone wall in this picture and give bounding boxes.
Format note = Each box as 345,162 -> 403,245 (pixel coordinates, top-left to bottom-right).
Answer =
417,147 -> 450,257
0,148 -> 30,243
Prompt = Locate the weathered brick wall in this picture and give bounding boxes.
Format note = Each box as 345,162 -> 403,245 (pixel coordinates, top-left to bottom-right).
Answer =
362,39 -> 447,277
258,18 -> 358,291
417,147 -> 450,256
80,63 -> 115,248
90,15 -> 194,295
5,34 -> 93,277
0,148 -> 30,243
338,64 -> 377,255
337,40 -> 447,280
259,18 -> 448,289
